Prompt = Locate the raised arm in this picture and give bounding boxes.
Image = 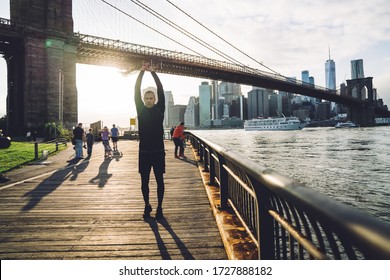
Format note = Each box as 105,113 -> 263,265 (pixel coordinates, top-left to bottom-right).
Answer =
151,71 -> 165,114
134,69 -> 145,115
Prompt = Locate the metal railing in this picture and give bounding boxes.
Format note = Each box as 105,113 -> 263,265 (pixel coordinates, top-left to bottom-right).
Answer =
187,131 -> 390,260
33,138 -> 68,160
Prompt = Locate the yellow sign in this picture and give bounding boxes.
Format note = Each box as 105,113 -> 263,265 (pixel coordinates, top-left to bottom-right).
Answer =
130,118 -> 136,126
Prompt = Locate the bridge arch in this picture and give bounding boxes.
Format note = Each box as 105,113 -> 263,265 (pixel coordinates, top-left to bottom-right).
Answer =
346,77 -> 374,102
346,77 -> 375,126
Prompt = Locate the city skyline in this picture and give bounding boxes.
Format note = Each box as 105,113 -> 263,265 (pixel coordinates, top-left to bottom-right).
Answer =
0,0 -> 389,127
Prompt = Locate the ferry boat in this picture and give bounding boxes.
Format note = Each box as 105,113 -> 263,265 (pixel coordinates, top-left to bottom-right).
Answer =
334,121 -> 359,128
244,116 -> 306,131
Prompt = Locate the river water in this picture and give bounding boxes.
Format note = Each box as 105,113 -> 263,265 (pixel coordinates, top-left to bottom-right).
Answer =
191,126 -> 390,223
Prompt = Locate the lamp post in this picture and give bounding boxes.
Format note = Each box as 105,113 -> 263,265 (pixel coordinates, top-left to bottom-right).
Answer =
58,69 -> 64,124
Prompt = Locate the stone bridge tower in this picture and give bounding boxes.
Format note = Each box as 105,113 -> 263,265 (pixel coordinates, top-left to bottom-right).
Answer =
7,0 -> 77,135
346,77 -> 375,127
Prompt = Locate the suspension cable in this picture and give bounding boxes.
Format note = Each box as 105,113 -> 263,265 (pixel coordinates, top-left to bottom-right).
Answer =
165,0 -> 281,75
101,0 -> 206,58
130,0 -> 247,67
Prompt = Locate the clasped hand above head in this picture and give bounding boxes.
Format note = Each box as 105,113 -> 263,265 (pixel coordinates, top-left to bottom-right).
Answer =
141,62 -> 154,71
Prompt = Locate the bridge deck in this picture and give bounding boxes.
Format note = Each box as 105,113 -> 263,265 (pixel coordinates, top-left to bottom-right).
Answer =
0,140 -> 227,260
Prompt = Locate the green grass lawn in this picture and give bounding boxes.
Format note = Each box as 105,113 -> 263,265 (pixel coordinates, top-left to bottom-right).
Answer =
0,141 -> 67,173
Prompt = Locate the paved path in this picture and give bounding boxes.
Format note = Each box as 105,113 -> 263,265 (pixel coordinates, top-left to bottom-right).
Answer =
0,140 -> 227,260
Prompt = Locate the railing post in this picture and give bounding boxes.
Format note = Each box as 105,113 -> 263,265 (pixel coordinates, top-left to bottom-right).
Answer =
203,146 -> 209,173
199,142 -> 204,162
209,150 -> 215,186
196,141 -> 201,159
256,186 -> 275,260
34,142 -> 38,160
219,156 -> 228,209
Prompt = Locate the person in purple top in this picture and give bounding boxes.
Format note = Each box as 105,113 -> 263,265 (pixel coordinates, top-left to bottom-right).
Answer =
101,126 -> 112,158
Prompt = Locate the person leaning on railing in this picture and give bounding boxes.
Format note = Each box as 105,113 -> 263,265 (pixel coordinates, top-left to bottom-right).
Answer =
172,122 -> 186,159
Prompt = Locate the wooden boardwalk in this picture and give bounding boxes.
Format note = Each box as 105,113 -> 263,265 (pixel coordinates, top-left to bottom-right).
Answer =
0,140 -> 227,260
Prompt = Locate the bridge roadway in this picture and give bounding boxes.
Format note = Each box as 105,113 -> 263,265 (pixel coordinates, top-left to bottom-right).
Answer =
0,139 -> 256,260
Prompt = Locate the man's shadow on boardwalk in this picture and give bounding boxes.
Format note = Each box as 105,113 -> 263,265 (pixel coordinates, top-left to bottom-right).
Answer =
89,157 -> 114,188
22,158 -> 89,212
146,217 -> 195,260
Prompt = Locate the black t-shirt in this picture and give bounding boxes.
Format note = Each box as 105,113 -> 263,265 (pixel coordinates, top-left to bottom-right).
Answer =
73,126 -> 84,140
135,70 -> 165,152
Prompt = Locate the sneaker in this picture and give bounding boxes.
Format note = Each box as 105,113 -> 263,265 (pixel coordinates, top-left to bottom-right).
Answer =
156,207 -> 164,219
174,155 -> 179,158
143,204 -> 152,219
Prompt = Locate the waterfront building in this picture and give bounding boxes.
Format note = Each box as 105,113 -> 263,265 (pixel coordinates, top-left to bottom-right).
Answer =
184,96 -> 199,129
325,50 -> 336,112
199,81 -> 212,127
351,59 -> 365,79
293,108 -> 310,121
309,76 -> 319,104
218,81 -> 242,104
317,101 -> 331,121
222,103 -> 229,118
168,105 -> 186,128
325,57 -> 336,90
247,87 -> 270,119
269,92 -> 283,117
309,76 -> 315,85
216,98 -> 225,119
211,80 -> 219,120
350,59 -> 367,100
301,70 -> 316,105
301,70 -> 310,84
240,95 -> 248,120
230,99 -> 241,118
164,91 -> 174,128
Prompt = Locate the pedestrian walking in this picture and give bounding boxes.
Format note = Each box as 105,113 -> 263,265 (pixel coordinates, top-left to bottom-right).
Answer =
101,126 -> 112,158
86,128 -> 94,157
111,124 -> 119,151
73,123 -> 85,159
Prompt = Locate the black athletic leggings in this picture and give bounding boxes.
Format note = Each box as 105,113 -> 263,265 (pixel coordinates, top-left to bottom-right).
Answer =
141,171 -> 164,208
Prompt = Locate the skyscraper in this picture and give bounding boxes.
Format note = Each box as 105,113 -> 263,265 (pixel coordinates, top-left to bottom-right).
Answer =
184,96 -> 199,128
325,49 -> 336,112
218,82 -> 242,104
164,91 -> 174,128
325,53 -> 336,90
302,70 -> 316,104
351,59 -> 364,79
301,70 -> 310,84
199,81 -> 212,127
211,80 -> 219,120
247,87 -> 270,119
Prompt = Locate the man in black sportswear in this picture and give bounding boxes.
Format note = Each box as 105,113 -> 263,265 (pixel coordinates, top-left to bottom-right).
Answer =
134,62 -> 165,219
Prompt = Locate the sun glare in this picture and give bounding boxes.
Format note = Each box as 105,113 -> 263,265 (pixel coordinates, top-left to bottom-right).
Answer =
76,64 -> 136,128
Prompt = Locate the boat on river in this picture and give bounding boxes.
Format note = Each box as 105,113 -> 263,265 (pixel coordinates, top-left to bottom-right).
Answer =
244,116 -> 306,131
334,121 -> 359,128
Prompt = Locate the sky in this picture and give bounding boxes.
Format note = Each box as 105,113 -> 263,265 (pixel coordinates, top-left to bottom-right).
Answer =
0,0 -> 390,127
